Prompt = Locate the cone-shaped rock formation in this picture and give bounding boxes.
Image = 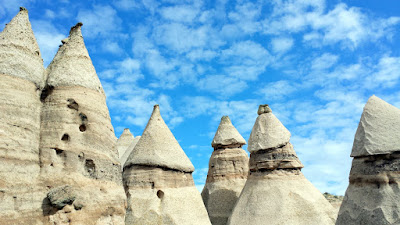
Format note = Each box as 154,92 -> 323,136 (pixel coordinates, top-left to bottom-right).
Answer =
117,128 -> 135,159
202,116 -> 249,225
228,105 -> 336,225
336,95 -> 400,225
120,135 -> 141,169
0,8 -> 46,224
39,23 -> 125,224
123,105 -> 211,225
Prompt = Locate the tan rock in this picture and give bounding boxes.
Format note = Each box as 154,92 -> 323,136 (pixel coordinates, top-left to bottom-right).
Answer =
123,105 -> 211,225
39,23 -> 126,224
120,136 -> 140,169
0,8 -> 46,224
117,128 -> 135,159
125,105 -> 195,172
228,105 -> 336,225
247,105 -> 291,153
351,95 -> 400,157
202,116 -> 249,225
337,96 -> 400,225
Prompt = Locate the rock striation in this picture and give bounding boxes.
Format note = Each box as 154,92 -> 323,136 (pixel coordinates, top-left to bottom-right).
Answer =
38,23 -> 126,224
336,95 -> 400,225
0,8 -> 46,224
228,105 -> 336,225
123,105 -> 211,225
117,128 -> 135,160
202,116 -> 249,225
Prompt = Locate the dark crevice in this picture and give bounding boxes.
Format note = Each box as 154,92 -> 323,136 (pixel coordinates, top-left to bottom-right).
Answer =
61,134 -> 69,141
157,190 -> 164,199
40,86 -> 54,102
79,125 -> 86,132
67,99 -> 79,111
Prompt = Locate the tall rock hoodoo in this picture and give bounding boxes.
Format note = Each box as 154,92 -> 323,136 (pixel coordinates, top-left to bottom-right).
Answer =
38,23 -> 126,224
117,128 -> 134,160
0,8 -> 46,224
120,135 -> 141,169
228,105 -> 336,225
201,116 -> 249,225
336,95 -> 400,225
123,105 -> 211,225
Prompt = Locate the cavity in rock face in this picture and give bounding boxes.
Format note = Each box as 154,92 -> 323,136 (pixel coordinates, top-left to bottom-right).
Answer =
201,116 -> 249,225
38,23 -> 126,224
336,95 -> 400,225
0,8 -> 46,224
116,128 -> 135,162
123,105 -> 211,225
227,105 -> 336,225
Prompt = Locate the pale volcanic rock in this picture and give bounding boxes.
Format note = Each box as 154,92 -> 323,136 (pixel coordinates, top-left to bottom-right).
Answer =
0,8 -> 46,224
247,104 -> 291,153
336,96 -> 400,225
202,116 -> 249,225
351,95 -> 400,157
125,105 -> 195,173
123,105 -> 211,225
117,128 -> 135,159
120,135 -> 140,169
228,105 -> 336,225
39,23 -> 125,224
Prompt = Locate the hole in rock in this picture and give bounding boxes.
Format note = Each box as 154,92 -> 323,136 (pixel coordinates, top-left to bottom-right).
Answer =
157,190 -> 164,199
61,134 -> 70,141
67,99 -> 79,111
79,113 -> 88,123
85,159 -> 96,178
55,149 -> 64,155
40,86 -> 54,102
79,125 -> 86,132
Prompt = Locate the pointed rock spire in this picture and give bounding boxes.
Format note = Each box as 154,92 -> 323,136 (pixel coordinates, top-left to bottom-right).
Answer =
351,95 -> 400,157
125,105 -> 194,172
212,116 -> 246,148
248,104 -> 291,152
46,22 -> 103,93
117,128 -> 135,158
0,7 -> 45,88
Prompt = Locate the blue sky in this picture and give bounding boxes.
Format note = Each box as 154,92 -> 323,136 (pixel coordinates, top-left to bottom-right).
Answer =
2,0 -> 400,195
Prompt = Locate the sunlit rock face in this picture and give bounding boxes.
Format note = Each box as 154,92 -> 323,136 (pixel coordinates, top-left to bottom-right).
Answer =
228,105 -> 336,225
123,105 -> 211,225
116,128 -> 135,163
337,95 -> 400,225
0,8 -> 47,224
120,135 -> 141,169
38,23 -> 126,224
201,116 -> 248,225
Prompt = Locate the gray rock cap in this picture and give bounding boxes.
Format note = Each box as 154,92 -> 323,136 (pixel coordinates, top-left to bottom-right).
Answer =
248,104 -> 291,153
351,95 -> 400,157
212,116 -> 246,148
46,22 -> 103,93
0,7 -> 45,88
124,105 -> 195,172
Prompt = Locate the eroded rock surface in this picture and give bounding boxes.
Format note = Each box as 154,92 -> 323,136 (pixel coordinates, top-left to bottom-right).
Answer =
117,128 -> 134,160
120,135 -> 140,169
337,96 -> 400,225
228,105 -> 336,225
123,105 -> 211,225
202,116 -> 248,225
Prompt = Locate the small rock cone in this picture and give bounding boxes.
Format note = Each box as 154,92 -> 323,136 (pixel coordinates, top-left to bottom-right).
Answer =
123,105 -> 211,225
202,116 -> 249,225
117,128 -> 135,159
39,23 -> 125,224
228,105 -> 336,225
0,7 -> 46,224
120,135 -> 140,169
336,95 -> 400,225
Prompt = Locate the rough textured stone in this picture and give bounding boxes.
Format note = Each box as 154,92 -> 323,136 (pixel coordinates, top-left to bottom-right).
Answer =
247,105 -> 291,153
228,104 -> 336,225
351,95 -> 400,157
211,116 -> 246,148
123,105 -> 211,225
0,8 -> 46,224
337,96 -> 400,225
202,116 -> 248,225
39,23 -> 126,224
120,135 -> 140,169
125,105 -> 195,172
117,128 -> 134,159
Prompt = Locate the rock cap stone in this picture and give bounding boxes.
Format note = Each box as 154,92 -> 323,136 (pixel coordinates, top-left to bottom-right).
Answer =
0,7 -> 45,88
212,116 -> 246,148
351,95 -> 400,157
124,105 -> 195,172
46,22 -> 103,93
248,104 -> 291,153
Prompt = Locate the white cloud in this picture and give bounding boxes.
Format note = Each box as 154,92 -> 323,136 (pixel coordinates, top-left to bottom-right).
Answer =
160,5 -> 199,23
311,53 -> 339,71
197,75 -> 248,97
102,40 -> 123,55
271,37 -> 294,53
259,80 -> 296,100
367,56 -> 400,88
